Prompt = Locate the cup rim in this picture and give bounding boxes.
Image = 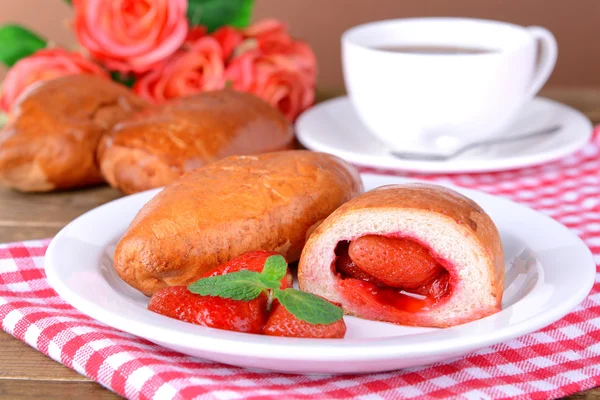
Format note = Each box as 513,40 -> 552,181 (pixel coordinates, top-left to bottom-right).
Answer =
342,17 -> 533,55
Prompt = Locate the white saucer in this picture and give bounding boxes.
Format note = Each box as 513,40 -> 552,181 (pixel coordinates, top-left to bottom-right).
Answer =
45,174 -> 595,374
296,96 -> 593,174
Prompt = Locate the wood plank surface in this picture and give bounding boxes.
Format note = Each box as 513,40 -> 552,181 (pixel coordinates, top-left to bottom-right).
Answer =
0,331 -> 122,399
0,331 -> 87,381
0,185 -> 122,225
0,87 -> 598,399
0,380 -> 120,400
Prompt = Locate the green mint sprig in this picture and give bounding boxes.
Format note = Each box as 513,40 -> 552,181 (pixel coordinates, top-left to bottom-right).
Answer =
187,255 -> 343,325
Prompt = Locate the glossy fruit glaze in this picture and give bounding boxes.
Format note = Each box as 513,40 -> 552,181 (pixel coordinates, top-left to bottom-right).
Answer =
334,236 -> 452,313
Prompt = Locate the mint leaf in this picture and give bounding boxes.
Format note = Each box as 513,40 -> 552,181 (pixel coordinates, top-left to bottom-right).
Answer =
260,255 -> 287,289
273,288 -> 344,325
0,25 -> 46,67
187,0 -> 254,32
188,270 -> 265,300
186,255 -> 343,326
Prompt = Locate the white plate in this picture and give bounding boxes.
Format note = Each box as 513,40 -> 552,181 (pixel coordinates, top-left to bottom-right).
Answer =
296,96 -> 593,174
45,175 -> 595,374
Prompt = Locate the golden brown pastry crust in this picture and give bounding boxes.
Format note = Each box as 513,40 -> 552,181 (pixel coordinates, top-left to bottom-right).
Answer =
0,75 -> 148,192
98,90 -> 294,194
114,150 -> 363,296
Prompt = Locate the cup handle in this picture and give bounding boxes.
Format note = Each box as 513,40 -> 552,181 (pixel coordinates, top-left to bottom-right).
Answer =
525,26 -> 558,99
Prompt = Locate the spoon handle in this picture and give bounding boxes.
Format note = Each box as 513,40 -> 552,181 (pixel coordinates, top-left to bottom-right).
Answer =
456,124 -> 562,154
392,125 -> 562,161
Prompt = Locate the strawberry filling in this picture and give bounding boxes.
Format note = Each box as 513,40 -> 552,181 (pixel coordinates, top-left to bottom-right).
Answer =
333,236 -> 452,313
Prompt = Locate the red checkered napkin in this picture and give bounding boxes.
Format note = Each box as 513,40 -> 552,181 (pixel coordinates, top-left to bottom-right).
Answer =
1,128 -> 600,400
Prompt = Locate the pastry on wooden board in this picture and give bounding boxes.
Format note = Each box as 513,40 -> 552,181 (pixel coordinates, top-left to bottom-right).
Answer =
113,150 -> 363,296
98,89 -> 294,195
298,183 -> 504,328
0,75 -> 148,192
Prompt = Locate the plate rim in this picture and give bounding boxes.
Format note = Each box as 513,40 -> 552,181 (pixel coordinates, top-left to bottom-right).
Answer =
44,174 -> 596,363
295,96 -> 594,174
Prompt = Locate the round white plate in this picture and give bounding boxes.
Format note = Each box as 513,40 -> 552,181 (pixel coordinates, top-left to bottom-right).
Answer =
296,97 -> 593,174
45,174 -> 595,374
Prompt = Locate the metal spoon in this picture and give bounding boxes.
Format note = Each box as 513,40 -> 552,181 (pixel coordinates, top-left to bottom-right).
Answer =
390,124 -> 562,161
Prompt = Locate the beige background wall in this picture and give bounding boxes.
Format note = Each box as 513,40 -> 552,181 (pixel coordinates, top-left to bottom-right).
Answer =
1,0 -> 598,89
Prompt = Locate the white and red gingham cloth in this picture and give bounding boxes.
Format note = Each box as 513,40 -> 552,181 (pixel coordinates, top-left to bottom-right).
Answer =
1,128 -> 600,400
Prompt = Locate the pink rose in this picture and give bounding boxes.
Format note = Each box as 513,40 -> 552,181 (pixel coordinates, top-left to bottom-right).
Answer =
134,37 -> 225,103
0,48 -> 108,112
253,60 -> 314,122
225,51 -> 314,121
73,0 -> 188,74
242,19 -> 316,86
283,40 -> 317,86
211,26 -> 243,60
243,19 -> 290,53
224,51 -> 259,92
185,26 -> 208,45
184,26 -> 242,60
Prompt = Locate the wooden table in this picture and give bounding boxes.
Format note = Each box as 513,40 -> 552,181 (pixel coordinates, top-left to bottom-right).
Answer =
1,87 -> 599,399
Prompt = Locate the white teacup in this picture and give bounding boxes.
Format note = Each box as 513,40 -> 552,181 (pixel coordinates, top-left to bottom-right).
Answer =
342,18 -> 558,154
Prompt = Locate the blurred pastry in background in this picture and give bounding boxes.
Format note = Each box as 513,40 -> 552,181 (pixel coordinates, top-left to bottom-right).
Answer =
98,89 -> 294,194
0,75 -> 148,192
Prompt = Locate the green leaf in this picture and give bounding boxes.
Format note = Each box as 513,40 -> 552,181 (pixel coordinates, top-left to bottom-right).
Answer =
0,111 -> 7,128
110,71 -> 136,88
187,270 -> 265,301
0,25 -> 46,67
187,0 -> 255,32
260,255 -> 287,288
273,288 -> 344,325
63,0 -> 72,4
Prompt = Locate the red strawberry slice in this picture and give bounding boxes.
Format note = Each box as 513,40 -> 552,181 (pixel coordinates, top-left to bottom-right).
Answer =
148,286 -> 268,334
335,241 -> 386,285
203,250 -> 293,289
348,235 -> 443,289
413,270 -> 451,300
148,250 -> 292,333
263,301 -> 346,338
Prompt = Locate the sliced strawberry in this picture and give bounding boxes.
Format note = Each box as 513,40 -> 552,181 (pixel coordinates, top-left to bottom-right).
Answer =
338,279 -> 427,314
348,235 -> 443,289
334,241 -> 386,285
413,270 -> 451,300
148,286 -> 268,334
263,301 -> 346,338
203,250 -> 293,289
336,252 -> 375,282
148,251 -> 293,333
